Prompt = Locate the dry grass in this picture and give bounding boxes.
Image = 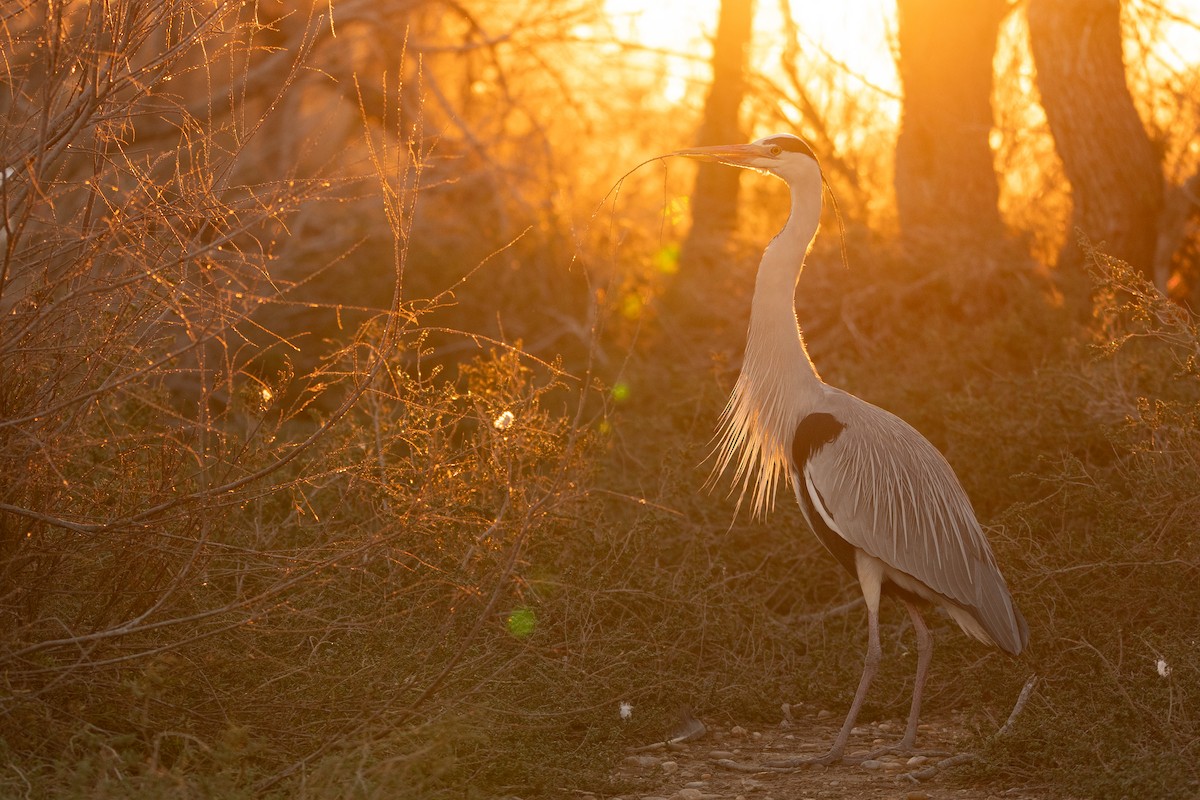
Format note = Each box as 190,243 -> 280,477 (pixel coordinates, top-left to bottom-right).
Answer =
2,4 -> 1199,799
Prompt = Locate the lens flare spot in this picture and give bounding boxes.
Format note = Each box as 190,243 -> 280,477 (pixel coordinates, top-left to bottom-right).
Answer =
664,195 -> 690,225
621,293 -> 643,319
654,243 -> 681,274
506,607 -> 537,638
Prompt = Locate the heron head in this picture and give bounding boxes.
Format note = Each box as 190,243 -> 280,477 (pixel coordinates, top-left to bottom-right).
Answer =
673,133 -> 821,185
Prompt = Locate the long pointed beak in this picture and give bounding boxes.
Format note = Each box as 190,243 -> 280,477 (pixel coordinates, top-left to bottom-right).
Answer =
671,143 -> 770,166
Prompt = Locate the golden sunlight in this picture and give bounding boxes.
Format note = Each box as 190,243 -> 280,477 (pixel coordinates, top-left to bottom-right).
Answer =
603,0 -> 899,114
602,0 -> 1200,135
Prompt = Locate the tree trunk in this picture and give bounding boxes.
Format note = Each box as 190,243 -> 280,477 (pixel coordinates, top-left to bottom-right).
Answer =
680,0 -> 755,271
894,0 -> 1009,251
1027,0 -> 1163,276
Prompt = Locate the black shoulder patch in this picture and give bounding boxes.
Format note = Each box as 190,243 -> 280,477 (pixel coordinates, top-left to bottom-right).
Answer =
763,134 -> 818,162
791,412 -> 855,578
792,412 -> 845,469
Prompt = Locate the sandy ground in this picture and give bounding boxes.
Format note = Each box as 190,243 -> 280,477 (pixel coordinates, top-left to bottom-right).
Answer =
602,709 -> 1047,800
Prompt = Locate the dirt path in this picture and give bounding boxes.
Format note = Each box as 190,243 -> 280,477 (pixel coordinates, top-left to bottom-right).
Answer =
605,710 -> 1045,800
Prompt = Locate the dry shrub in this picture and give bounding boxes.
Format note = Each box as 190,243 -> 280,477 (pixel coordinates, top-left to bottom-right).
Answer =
0,4 -> 602,797
970,245 -> 1200,797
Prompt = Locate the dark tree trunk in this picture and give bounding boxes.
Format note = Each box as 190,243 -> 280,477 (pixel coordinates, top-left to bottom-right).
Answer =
679,0 -> 755,270
1157,171 -> 1200,303
1027,0 -> 1163,276
894,0 -> 1009,251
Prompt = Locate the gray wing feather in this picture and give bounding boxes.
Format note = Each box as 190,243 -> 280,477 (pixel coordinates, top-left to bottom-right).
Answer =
804,391 -> 1026,654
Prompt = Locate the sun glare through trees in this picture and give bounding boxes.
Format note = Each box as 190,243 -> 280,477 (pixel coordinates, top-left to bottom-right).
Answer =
606,0 -> 898,110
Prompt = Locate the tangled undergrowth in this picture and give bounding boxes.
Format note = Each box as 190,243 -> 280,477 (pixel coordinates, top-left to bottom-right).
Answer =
2,4 -> 1199,799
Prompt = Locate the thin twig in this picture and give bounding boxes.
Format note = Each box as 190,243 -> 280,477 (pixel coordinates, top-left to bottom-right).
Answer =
996,674 -> 1038,739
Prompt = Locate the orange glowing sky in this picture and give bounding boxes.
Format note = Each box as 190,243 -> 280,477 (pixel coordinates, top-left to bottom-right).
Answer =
602,0 -> 1200,119
605,0 -> 893,106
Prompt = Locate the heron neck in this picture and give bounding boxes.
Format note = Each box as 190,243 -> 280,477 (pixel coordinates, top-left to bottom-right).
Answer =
711,180 -> 824,518
745,181 -> 823,392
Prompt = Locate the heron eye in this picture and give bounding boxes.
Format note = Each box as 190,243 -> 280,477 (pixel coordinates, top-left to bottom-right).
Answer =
768,145 -> 782,156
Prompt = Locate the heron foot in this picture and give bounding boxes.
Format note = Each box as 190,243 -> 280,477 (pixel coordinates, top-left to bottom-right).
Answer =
762,750 -> 846,769
758,743 -> 952,771
711,750 -> 845,772
854,741 -> 951,762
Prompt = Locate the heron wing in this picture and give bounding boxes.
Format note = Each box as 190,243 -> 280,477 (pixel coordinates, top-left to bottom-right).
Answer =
794,391 -> 1027,654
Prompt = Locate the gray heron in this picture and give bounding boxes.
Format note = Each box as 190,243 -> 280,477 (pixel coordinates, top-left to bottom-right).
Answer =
674,134 -> 1028,765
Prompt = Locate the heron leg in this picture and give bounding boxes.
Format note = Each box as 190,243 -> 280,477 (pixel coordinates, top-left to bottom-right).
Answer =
767,553 -> 884,768
900,599 -> 932,750
824,581 -> 882,761
852,598 -> 946,762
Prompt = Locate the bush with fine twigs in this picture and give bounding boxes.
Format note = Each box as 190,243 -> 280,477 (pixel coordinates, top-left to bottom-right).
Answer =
3,4 -> 1199,799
